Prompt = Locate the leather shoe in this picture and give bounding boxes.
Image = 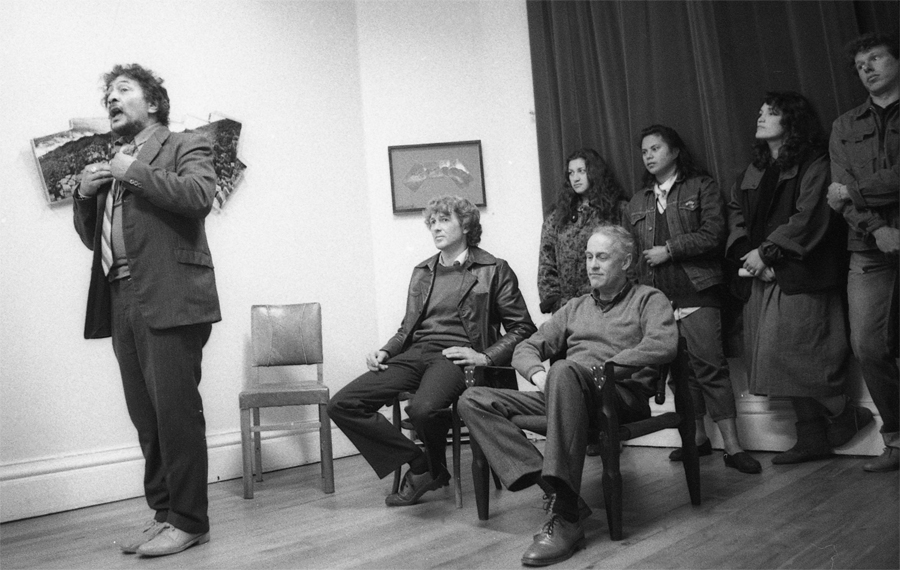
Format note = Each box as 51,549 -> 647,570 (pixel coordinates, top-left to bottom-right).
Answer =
385,467 -> 450,507
724,451 -> 761,474
522,514 -> 586,566
669,438 -> 712,461
116,519 -> 166,553
863,447 -> 899,472
136,523 -> 209,557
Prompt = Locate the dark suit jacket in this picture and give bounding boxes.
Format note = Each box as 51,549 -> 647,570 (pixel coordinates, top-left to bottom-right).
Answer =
73,126 -> 221,339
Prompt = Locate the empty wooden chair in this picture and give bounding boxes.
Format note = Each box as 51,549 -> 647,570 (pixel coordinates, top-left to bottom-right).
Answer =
239,303 -> 334,499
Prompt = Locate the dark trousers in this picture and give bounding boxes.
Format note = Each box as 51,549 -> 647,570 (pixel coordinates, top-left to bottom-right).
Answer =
327,344 -> 467,479
458,360 -> 649,496
110,277 -> 212,535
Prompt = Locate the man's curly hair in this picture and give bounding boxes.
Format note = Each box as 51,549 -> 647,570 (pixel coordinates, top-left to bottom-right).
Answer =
423,195 -> 482,247
845,32 -> 899,68
102,64 -> 170,126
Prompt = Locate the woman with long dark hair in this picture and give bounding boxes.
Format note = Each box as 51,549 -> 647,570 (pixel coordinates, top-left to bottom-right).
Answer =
726,91 -> 873,464
538,148 -> 627,314
628,124 -> 759,473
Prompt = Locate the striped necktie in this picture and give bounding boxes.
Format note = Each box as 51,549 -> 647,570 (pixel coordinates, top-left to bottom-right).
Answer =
100,143 -> 136,275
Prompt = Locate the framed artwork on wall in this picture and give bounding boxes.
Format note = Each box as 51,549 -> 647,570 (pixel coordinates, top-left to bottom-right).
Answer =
388,140 -> 485,213
30,114 -> 246,210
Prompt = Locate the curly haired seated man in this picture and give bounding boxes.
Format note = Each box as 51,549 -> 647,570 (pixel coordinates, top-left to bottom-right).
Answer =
328,195 -> 536,507
458,224 -> 677,566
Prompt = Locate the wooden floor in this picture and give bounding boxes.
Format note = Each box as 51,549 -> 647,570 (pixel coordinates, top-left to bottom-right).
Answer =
2,444 -> 898,569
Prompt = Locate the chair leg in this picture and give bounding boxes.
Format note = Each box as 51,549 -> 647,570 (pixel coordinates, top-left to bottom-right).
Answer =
240,408 -> 254,499
452,404 -> 463,509
677,419 -> 701,506
319,404 -> 335,494
391,398 -> 402,494
252,408 -> 263,482
598,386 -> 624,541
470,438 -> 492,520
599,434 -> 624,541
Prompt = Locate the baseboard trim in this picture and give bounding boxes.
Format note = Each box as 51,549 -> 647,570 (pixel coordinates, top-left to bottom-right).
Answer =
2,395 -> 885,523
0,429 -> 357,523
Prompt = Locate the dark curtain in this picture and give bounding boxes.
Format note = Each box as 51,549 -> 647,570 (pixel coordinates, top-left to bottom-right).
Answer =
529,0 -> 900,213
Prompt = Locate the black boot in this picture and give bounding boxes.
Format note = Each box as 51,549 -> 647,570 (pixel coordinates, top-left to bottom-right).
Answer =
773,417 -> 832,465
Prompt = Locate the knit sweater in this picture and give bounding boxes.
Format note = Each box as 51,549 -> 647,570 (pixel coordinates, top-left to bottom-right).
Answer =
512,283 -> 677,396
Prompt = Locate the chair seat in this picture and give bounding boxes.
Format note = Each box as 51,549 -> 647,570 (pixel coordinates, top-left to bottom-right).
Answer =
619,412 -> 681,440
239,382 -> 330,409
510,410 -> 682,441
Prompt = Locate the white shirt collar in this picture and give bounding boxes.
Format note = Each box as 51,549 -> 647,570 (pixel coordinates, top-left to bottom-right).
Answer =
440,248 -> 469,267
654,172 -> 678,196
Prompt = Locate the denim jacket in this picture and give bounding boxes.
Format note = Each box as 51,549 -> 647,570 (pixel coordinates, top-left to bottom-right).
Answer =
381,246 -> 536,365
626,174 -> 726,292
829,98 -> 899,251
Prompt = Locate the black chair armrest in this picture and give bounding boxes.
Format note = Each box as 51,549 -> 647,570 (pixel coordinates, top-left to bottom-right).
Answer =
464,365 -> 518,389
597,361 -> 670,406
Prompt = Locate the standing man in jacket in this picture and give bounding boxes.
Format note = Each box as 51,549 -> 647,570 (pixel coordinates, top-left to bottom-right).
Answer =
827,32 -> 899,472
328,195 -> 535,507
74,64 -> 220,556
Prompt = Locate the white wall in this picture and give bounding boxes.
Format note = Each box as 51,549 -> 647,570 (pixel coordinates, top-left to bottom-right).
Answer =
0,0 -> 545,522
355,0 -> 546,339
1,0 -> 882,524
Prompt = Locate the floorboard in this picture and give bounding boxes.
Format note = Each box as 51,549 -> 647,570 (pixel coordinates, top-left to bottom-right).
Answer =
1,445 -> 897,569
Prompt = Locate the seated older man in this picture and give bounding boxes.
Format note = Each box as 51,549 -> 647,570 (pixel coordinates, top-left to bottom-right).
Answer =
458,223 -> 677,567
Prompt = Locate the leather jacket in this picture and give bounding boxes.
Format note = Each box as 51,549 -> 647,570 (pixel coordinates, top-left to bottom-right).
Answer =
381,247 -> 536,365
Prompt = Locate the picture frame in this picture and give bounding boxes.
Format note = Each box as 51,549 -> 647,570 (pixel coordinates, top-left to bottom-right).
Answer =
388,140 -> 485,213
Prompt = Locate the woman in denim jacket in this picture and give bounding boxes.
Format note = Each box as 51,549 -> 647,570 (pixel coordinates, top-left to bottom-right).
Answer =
627,124 -> 760,474
538,148 -> 627,314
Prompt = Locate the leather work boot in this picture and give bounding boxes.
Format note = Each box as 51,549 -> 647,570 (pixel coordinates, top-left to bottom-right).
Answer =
521,514 -> 586,567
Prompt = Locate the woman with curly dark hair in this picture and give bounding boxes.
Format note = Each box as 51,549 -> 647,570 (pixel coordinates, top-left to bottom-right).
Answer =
538,148 -> 627,314
726,91 -> 874,465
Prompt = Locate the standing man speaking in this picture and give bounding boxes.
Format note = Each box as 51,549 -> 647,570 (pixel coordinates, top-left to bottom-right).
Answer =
73,64 -> 220,557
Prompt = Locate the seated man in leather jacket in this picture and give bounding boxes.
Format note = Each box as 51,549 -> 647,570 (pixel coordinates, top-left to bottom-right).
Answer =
327,195 -> 536,507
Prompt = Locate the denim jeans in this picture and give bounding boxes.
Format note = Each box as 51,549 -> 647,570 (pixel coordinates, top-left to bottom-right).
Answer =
678,307 -> 736,421
848,251 -> 899,434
